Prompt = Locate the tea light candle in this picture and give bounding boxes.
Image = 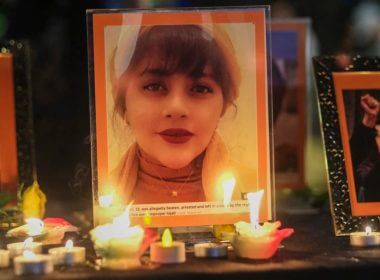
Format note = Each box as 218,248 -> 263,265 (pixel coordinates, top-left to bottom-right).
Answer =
232,190 -> 294,259
194,243 -> 228,258
48,239 -> 86,265
90,205 -> 144,269
0,249 -> 10,268
13,250 -> 53,276
7,237 -> 42,258
150,228 -> 185,264
350,226 -> 380,247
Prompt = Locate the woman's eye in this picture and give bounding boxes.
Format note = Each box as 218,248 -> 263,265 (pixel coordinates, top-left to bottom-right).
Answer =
191,85 -> 213,94
143,83 -> 167,92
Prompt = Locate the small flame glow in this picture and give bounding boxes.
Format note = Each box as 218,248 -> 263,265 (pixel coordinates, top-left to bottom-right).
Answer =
23,237 -> 34,248
25,218 -> 44,236
23,250 -> 36,259
143,211 -> 152,226
91,202 -> 144,242
99,192 -> 114,208
161,228 -> 173,248
65,239 -> 74,250
221,174 -> 236,207
365,226 -> 372,235
247,190 -> 264,231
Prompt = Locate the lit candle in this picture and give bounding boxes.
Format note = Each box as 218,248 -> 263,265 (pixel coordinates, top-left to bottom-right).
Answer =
90,204 -> 145,269
221,173 -> 236,208
24,218 -> 44,236
96,190 -> 124,225
194,243 -> 228,258
212,174 -> 236,241
48,239 -> 86,265
0,248 -> 10,268
6,217 -> 45,238
13,250 -> 53,276
7,237 -> 42,258
350,226 -> 380,247
232,190 -> 294,259
150,228 -> 186,264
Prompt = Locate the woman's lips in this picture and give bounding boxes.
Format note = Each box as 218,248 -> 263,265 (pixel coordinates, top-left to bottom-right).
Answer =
158,129 -> 193,144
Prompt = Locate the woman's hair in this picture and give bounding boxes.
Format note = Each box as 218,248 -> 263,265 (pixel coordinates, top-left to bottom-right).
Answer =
112,25 -> 241,118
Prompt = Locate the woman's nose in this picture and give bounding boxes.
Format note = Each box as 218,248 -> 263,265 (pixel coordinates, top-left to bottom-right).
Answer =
163,90 -> 189,119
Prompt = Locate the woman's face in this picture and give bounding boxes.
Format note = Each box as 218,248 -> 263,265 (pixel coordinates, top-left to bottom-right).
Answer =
122,65 -> 224,169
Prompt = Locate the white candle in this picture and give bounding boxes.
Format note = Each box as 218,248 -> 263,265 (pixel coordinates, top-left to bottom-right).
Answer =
7,237 -> 42,258
13,250 -> 53,275
350,226 -> 380,247
0,249 -> 10,268
232,190 -> 294,259
90,205 -> 144,269
150,228 -> 185,264
48,240 -> 86,265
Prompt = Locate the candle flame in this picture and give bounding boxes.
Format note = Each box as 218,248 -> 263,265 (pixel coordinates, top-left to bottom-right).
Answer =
23,237 -> 34,248
25,218 -> 44,236
99,192 -> 114,208
143,211 -> 152,226
65,239 -> 74,250
365,226 -> 372,235
161,228 -> 173,247
23,250 -> 36,259
247,190 -> 264,231
221,173 -> 236,207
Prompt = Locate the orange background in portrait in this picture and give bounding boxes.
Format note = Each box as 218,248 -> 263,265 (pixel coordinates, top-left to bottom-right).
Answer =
271,20 -> 307,189
0,54 -> 19,193
334,72 -> 380,217
91,10 -> 270,226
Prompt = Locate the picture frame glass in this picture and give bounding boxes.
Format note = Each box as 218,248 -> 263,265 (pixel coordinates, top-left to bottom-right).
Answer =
271,19 -> 310,190
87,7 -> 273,227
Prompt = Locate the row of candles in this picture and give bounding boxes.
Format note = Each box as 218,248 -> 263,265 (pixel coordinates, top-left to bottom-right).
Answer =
1,222 -> 379,275
1,186 -> 290,274
1,173 -> 379,275
0,238 -> 85,275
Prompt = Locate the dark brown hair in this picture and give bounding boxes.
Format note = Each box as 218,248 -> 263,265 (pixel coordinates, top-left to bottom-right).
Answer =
114,25 -> 240,118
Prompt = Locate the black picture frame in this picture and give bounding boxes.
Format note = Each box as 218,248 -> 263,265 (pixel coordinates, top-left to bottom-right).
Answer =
313,55 -> 380,235
0,40 -> 36,191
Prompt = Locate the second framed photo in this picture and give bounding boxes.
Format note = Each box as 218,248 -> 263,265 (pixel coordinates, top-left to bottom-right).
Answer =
313,55 -> 380,235
87,7 -> 273,227
271,19 -> 310,190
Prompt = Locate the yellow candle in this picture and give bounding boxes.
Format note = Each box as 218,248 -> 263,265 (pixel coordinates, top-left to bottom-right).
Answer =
150,228 -> 186,264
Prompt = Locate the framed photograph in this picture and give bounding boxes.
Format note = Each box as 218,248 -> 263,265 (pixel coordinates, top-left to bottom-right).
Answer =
313,55 -> 380,235
87,7 -> 273,227
271,19 -> 310,189
0,40 -> 35,196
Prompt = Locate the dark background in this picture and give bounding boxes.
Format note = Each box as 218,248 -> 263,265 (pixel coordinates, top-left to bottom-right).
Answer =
0,0 -> 379,221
